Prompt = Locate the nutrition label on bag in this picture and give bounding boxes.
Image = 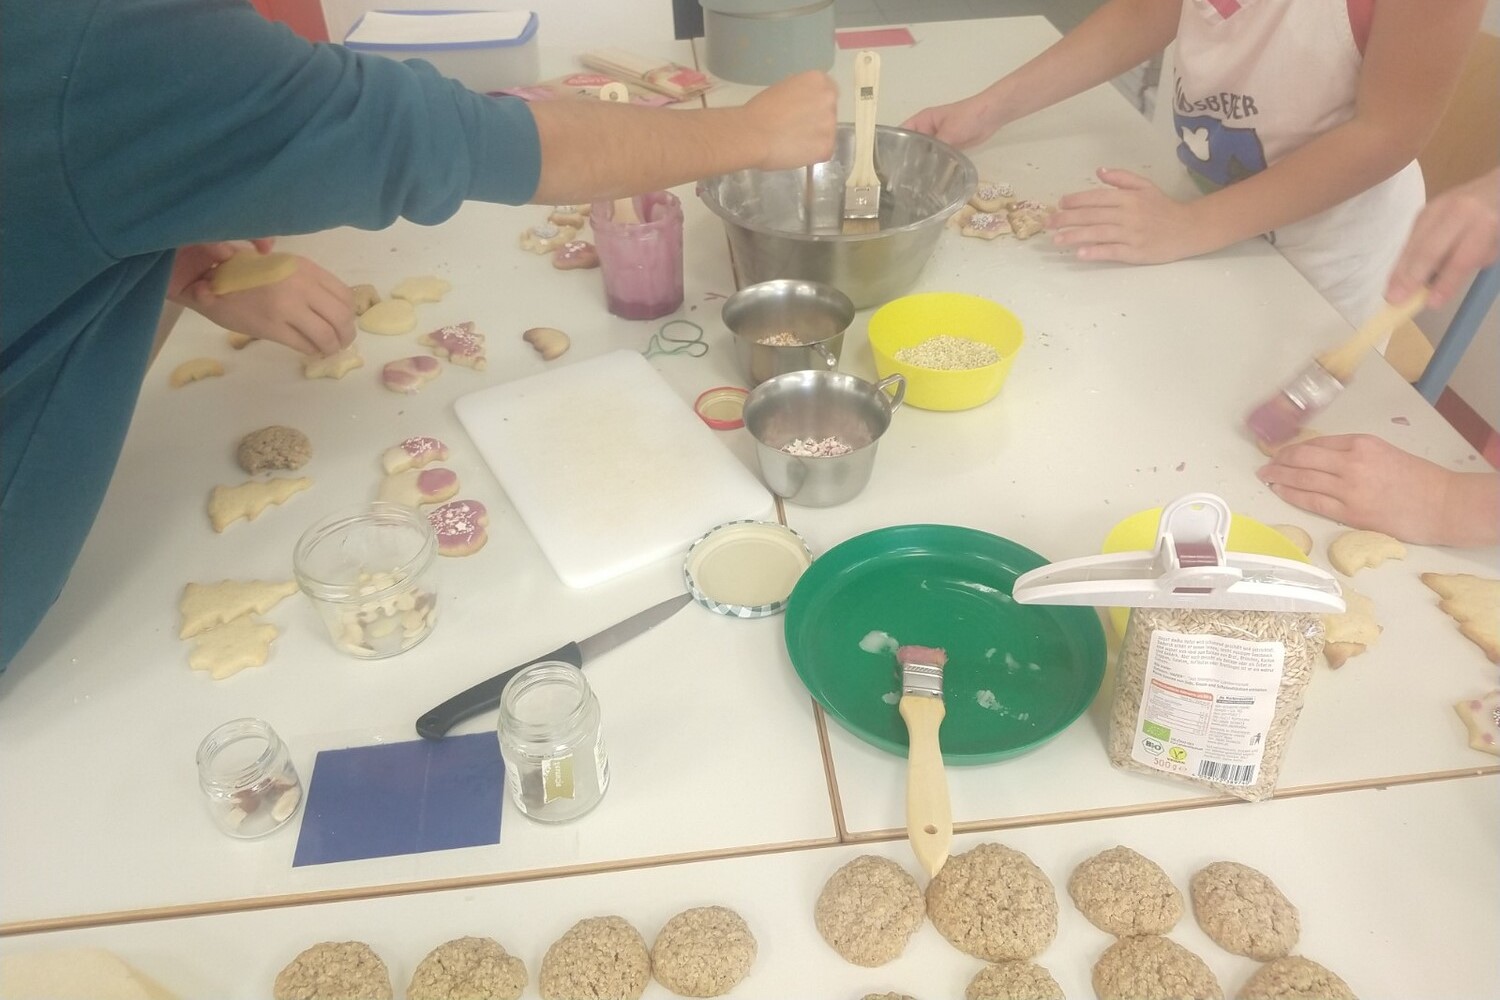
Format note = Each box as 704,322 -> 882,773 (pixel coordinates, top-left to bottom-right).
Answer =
1130,629 -> 1284,785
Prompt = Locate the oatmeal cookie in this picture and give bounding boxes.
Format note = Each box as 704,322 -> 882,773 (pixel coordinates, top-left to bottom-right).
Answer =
1191,861 -> 1300,960
407,936 -> 526,1000
814,855 -> 925,967
538,916 -> 650,1000
925,843 -> 1057,961
1068,845 -> 1183,937
1092,935 -> 1222,1000
965,960 -> 1064,1000
650,905 -> 755,997
236,425 -> 311,475
272,941 -> 392,1000
1237,956 -> 1357,1000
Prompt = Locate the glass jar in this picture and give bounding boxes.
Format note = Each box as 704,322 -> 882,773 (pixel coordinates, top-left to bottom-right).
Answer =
496,661 -> 610,822
590,191 -> 685,321
293,501 -> 439,659
196,718 -> 303,838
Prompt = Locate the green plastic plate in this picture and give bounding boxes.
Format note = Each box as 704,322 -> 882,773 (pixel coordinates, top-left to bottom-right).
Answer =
784,524 -> 1107,765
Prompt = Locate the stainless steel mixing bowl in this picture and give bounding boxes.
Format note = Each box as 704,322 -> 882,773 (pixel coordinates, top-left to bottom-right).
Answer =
699,124 -> 977,309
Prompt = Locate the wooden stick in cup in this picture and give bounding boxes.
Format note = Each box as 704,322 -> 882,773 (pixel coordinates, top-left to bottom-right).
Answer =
598,83 -> 640,224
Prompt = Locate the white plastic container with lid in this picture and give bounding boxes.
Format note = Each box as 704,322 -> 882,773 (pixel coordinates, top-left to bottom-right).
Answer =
343,9 -> 539,93
1013,493 -> 1344,802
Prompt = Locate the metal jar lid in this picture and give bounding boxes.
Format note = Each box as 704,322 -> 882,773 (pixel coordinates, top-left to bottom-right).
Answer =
683,520 -> 813,617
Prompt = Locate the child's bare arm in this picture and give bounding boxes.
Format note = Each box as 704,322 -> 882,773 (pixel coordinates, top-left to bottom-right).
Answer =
903,0 -> 1180,148
1169,0 -> 1483,254
1051,0 -> 1485,265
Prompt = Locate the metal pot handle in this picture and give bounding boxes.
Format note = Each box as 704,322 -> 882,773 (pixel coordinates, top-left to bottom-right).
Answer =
812,343 -> 839,371
874,373 -> 906,412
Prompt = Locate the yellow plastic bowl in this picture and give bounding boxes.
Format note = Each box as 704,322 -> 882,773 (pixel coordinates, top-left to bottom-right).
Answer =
1101,508 -> 1311,636
867,292 -> 1024,411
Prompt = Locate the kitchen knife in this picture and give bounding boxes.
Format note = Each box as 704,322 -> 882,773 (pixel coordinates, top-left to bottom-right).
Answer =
416,592 -> 694,740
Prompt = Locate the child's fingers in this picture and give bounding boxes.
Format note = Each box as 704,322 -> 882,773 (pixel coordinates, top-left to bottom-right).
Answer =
1056,188 -> 1124,210
1073,240 -> 1144,263
291,310 -> 344,357
1049,205 -> 1122,230
1051,223 -> 1128,248
1257,458 -> 1344,494
1265,481 -> 1347,524
1096,167 -> 1153,190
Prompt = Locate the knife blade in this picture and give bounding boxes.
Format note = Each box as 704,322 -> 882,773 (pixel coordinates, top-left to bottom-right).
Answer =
416,592 -> 694,740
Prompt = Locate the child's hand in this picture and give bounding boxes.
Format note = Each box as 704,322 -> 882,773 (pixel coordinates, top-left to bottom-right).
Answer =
1385,166 -> 1500,309
177,254 -> 355,357
168,240 -> 276,299
901,96 -> 999,150
1255,433 -> 1496,547
1049,168 -> 1202,264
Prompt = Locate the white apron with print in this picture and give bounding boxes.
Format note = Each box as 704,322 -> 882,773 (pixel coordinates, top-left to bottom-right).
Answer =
1171,0 -> 1424,326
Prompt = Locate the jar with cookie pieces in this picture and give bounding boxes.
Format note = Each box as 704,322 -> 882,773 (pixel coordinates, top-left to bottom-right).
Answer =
196,718 -> 303,837
1013,493 -> 1343,802
293,501 -> 439,659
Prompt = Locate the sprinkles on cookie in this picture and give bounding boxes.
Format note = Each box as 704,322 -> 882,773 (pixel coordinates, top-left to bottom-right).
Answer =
428,499 -> 489,556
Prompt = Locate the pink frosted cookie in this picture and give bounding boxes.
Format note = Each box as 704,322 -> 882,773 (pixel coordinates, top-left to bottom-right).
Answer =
420,322 -> 486,370
960,211 -> 1011,240
382,436 -> 449,475
1455,691 -> 1500,756
379,467 -> 459,507
552,240 -> 600,271
520,222 -> 577,254
381,355 -> 443,394
428,499 -> 489,556
969,180 -> 1014,213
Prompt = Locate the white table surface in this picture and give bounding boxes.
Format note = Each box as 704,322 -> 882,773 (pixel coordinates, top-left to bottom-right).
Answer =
1,14 -> 1496,949
701,18 -> 1500,837
0,193 -> 835,927
4,776 -> 1494,998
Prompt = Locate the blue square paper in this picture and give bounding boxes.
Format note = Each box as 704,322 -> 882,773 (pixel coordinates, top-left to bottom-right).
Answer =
293,732 -> 504,867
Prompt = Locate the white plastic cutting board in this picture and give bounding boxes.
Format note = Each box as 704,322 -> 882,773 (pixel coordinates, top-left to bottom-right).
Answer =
455,350 -> 772,588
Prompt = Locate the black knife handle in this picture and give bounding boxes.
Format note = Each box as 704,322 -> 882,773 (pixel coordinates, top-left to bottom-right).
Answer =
416,642 -> 584,741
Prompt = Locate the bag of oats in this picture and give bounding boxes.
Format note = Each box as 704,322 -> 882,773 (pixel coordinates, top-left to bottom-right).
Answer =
1012,494 -> 1343,802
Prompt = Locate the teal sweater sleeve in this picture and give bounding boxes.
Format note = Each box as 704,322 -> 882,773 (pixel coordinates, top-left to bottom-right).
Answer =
0,0 -> 541,672
72,0 -> 542,252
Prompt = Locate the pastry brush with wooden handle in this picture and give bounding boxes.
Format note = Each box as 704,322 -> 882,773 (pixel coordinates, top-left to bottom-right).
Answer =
841,50 -> 882,235
1245,289 -> 1428,448
897,644 -> 951,878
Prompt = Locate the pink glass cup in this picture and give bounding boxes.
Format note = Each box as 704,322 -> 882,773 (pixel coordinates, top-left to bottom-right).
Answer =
590,191 -> 685,321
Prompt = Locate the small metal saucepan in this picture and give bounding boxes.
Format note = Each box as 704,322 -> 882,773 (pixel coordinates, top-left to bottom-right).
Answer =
743,369 -> 906,507
722,279 -> 855,387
